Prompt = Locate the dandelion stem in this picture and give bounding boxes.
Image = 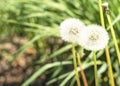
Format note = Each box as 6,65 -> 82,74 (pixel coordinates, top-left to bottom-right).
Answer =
72,43 -> 81,86
93,51 -> 98,86
98,0 -> 115,86
106,11 -> 120,64
98,0 -> 105,27
77,53 -> 88,86
105,46 -> 115,86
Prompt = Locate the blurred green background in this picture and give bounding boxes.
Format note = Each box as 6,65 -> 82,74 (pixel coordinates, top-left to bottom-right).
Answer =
0,0 -> 120,86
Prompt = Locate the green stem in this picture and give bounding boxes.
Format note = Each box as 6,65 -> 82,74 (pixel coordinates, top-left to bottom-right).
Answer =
72,43 -> 81,86
105,46 -> 115,86
106,12 -> 120,64
98,0 -> 115,86
93,51 -> 98,86
98,0 -> 105,27
77,53 -> 88,86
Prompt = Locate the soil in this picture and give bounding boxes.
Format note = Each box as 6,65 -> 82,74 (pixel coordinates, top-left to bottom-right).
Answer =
0,36 -> 45,86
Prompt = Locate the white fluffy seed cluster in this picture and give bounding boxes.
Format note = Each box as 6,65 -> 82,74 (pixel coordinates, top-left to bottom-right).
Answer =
78,25 -> 109,50
60,18 -> 85,43
59,18 -> 109,51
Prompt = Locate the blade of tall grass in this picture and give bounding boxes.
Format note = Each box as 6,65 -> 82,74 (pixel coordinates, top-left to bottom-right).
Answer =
50,44 -> 72,58
107,14 -> 120,30
70,77 -> 76,86
21,61 -> 72,86
46,72 -> 70,85
51,67 -> 63,78
13,28 -> 59,61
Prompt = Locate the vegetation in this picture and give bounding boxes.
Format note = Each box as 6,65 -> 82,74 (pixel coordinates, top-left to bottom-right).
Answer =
0,0 -> 120,86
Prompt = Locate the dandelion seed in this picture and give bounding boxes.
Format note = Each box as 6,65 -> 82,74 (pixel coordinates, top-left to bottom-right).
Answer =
60,18 -> 85,43
79,25 -> 109,51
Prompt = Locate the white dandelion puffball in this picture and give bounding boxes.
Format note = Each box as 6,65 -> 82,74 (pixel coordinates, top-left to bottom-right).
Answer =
60,18 -> 85,43
79,25 -> 109,51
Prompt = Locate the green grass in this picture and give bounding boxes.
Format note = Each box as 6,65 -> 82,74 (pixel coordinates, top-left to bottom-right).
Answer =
0,0 -> 120,86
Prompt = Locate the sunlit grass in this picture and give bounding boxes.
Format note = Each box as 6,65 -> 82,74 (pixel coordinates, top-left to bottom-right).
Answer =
0,0 -> 120,86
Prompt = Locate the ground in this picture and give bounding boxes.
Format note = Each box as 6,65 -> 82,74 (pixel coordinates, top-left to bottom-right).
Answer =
0,36 -> 46,86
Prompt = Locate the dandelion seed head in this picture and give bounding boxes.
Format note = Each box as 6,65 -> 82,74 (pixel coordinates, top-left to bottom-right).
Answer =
102,2 -> 108,8
60,18 -> 85,43
79,25 -> 109,51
